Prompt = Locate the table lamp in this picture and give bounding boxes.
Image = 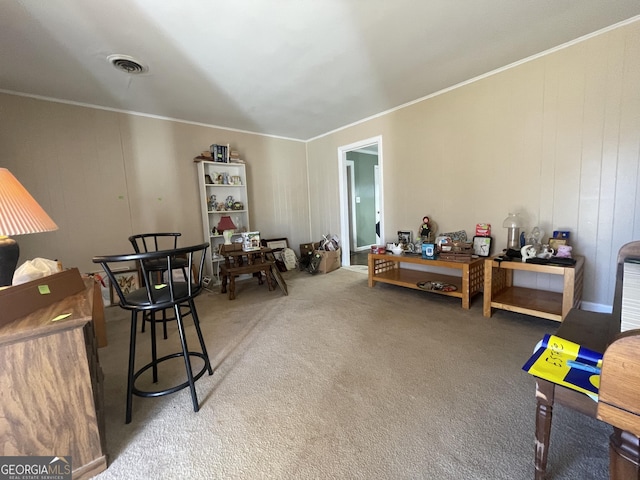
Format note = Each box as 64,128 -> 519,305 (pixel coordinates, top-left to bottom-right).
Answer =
0,168 -> 58,286
502,213 -> 523,250
217,216 -> 236,245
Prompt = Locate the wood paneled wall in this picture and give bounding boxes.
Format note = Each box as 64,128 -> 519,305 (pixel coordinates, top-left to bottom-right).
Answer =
0,95 -> 309,275
307,20 -> 640,309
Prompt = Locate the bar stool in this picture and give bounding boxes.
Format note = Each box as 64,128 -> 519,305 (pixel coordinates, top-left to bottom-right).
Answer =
129,233 -> 190,339
93,243 -> 212,424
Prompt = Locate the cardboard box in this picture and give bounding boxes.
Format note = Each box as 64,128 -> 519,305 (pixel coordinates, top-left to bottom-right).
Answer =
315,248 -> 341,273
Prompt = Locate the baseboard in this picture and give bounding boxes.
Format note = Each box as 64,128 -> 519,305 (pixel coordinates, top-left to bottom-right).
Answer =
580,301 -> 612,313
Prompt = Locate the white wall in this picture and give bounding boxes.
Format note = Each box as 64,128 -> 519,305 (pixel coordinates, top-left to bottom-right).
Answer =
306,20 -> 640,309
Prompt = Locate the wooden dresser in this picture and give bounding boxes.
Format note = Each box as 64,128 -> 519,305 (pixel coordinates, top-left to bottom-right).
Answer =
0,269 -> 107,479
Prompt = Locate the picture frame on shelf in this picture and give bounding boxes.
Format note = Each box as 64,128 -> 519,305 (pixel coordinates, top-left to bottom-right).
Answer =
398,230 -> 412,245
549,238 -> 568,251
261,237 -> 289,266
109,269 -> 139,305
472,236 -> 492,257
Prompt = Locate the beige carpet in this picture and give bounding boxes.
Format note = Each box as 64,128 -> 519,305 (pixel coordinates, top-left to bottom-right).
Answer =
94,268 -> 610,480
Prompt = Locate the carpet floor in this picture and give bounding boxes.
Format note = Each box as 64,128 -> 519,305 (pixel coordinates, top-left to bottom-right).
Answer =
93,268 -> 610,480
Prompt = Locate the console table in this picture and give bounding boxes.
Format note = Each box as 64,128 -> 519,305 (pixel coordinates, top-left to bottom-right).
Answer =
483,256 -> 584,322
0,269 -> 107,479
368,253 -> 484,309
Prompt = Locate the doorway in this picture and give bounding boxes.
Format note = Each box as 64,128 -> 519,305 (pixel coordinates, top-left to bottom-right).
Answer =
338,136 -> 383,267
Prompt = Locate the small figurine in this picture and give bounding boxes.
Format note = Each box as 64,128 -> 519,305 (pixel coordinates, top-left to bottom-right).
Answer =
419,216 -> 431,241
537,244 -> 555,259
521,245 -> 537,262
225,195 -> 235,209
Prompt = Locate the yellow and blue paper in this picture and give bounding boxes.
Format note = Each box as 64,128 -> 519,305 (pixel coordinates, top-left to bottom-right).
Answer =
522,334 -> 603,401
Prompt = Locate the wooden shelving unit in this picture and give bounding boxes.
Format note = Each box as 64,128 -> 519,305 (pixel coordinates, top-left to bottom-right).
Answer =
483,256 -> 584,322
368,253 -> 484,309
196,159 -> 250,285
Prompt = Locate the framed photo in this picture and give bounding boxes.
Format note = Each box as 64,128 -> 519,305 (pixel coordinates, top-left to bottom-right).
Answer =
398,230 -> 412,245
261,237 -> 289,264
549,238 -> 568,251
262,237 -> 289,251
109,269 -> 139,305
472,236 -> 492,257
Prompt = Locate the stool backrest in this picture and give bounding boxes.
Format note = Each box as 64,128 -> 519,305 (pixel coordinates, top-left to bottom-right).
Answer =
129,233 -> 182,254
93,243 -> 209,310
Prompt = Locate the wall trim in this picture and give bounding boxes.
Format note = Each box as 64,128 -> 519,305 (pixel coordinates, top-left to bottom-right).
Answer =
0,89 -> 304,143
307,15 -> 640,143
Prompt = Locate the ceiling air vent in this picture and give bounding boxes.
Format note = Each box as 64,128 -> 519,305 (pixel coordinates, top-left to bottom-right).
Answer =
107,54 -> 148,74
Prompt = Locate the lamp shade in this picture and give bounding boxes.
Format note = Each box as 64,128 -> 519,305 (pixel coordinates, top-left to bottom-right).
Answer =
217,215 -> 236,232
0,168 -> 58,236
502,213 -> 523,229
502,213 -> 523,250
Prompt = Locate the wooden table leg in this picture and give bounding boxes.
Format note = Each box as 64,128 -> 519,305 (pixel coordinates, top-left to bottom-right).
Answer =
461,264 -> 470,309
220,272 -> 228,294
483,259 -> 493,317
229,275 -> 236,300
535,380 -> 555,480
609,428 -> 640,480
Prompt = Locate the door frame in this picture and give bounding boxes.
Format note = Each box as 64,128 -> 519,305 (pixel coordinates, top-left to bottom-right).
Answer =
338,135 -> 384,267
346,160 -> 357,251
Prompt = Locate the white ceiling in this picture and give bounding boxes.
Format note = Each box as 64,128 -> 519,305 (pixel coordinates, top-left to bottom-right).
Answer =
2,1 -> 639,141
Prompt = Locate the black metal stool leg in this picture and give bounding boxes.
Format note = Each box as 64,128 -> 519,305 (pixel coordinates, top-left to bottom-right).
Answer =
126,310 -> 139,424
174,303 -> 199,412
189,298 -> 213,375
150,310 -> 158,383
162,308 -> 168,339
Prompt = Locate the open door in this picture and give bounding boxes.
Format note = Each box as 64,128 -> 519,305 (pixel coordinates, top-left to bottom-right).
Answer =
338,136 -> 383,267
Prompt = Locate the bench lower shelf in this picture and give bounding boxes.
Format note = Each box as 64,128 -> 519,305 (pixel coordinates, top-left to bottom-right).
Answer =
490,286 -> 563,321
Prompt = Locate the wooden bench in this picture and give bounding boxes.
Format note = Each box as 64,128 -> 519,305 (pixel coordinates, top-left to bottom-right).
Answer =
219,245 -> 275,300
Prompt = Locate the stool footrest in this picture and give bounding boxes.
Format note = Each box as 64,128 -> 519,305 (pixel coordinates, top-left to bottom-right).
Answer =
132,351 -> 211,398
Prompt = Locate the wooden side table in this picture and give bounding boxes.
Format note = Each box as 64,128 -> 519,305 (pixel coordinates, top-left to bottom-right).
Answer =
368,253 -> 484,309
483,256 -> 584,322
